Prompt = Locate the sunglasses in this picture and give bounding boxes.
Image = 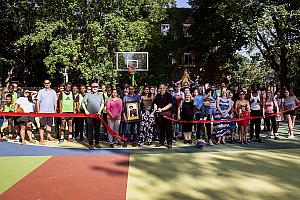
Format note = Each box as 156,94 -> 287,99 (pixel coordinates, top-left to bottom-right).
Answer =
44,82 -> 50,84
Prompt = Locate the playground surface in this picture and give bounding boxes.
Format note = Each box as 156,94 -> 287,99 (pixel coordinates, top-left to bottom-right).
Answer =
1,124 -> 300,200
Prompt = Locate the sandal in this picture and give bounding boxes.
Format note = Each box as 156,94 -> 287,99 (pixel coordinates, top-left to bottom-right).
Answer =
29,140 -> 36,144
47,136 -> 56,141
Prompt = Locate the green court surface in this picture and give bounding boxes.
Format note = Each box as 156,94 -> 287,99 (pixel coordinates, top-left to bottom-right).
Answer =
0,156 -> 50,194
127,148 -> 300,200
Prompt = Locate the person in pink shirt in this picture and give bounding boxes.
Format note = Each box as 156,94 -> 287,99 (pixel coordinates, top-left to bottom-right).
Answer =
106,89 -> 122,148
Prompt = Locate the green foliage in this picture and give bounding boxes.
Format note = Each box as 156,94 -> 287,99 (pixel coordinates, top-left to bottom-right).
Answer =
14,0 -> 174,84
220,54 -> 272,87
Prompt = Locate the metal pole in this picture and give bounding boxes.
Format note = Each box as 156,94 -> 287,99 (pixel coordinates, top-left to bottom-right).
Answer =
131,72 -> 135,86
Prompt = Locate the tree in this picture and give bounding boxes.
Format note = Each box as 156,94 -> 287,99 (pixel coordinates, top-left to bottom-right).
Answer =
12,0 -> 174,85
189,0 -> 300,89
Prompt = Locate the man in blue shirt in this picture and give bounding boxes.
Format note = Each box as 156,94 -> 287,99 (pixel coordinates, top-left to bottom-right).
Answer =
36,80 -> 57,145
123,86 -> 140,147
193,88 -> 204,140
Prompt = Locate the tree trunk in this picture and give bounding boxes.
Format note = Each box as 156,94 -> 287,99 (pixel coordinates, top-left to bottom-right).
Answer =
279,47 -> 291,91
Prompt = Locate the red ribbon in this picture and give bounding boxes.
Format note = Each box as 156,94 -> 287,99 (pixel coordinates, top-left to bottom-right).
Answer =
0,112 -> 127,141
162,104 -> 300,124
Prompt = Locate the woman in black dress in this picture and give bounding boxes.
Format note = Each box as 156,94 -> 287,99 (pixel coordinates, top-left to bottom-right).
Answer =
139,86 -> 155,145
178,92 -> 194,144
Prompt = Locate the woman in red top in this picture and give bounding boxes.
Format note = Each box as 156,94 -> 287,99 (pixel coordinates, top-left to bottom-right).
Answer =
235,91 -> 250,144
106,89 -> 123,148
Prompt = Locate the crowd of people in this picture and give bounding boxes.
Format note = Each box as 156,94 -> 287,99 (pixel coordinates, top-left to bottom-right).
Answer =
0,76 -> 299,149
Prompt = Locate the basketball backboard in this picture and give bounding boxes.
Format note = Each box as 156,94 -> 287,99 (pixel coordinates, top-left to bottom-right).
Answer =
116,52 -> 148,72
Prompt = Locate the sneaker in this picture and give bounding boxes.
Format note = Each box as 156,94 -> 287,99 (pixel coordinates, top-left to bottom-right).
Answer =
287,135 -> 294,139
208,139 -> 214,146
166,144 -> 172,149
95,144 -> 101,149
15,135 -> 20,142
274,136 -> 280,140
88,145 -> 94,150
109,144 -> 114,148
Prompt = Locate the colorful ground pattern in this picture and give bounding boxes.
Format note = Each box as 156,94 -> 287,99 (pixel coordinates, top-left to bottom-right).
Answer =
1,124 -> 300,200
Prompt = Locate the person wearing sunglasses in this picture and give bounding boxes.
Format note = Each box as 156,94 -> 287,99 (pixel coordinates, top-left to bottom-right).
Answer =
235,92 -> 250,144
36,80 -> 57,145
82,83 -> 104,149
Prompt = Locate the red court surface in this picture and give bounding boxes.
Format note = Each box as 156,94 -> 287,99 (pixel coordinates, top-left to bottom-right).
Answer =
0,155 -> 130,200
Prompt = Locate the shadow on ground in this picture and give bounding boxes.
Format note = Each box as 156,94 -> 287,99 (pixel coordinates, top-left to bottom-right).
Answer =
127,148 -> 300,200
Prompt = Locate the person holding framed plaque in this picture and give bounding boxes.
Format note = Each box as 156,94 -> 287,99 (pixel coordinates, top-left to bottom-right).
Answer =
123,86 -> 140,147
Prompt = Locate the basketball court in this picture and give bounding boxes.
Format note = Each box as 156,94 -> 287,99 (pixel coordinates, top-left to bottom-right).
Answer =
1,123 -> 300,200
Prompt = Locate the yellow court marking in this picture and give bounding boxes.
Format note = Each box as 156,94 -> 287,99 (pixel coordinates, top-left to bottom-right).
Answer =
127,148 -> 300,200
0,156 -> 51,194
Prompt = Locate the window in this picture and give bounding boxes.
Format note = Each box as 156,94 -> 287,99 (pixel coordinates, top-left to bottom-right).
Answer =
183,23 -> 191,37
183,53 -> 192,65
161,24 -> 170,36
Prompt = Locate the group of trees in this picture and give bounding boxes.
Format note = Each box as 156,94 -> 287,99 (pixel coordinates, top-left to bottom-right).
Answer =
0,0 -> 174,86
188,0 -> 300,89
0,0 -> 299,89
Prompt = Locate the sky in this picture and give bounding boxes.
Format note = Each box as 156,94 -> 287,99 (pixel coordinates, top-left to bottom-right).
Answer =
176,0 -> 191,8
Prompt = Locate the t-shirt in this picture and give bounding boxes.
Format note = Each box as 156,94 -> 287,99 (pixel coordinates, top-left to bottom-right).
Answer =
123,94 -> 140,112
16,97 -> 34,113
153,92 -> 173,112
193,95 -> 204,114
83,92 -> 104,114
37,88 -> 57,113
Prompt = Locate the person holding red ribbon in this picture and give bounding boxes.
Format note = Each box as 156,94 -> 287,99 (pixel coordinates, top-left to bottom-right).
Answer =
153,84 -> 173,149
82,83 -> 104,149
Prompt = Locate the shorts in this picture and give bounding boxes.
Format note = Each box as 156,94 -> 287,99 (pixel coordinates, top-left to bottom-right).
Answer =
18,116 -> 35,125
40,117 -> 54,127
284,109 -> 297,116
